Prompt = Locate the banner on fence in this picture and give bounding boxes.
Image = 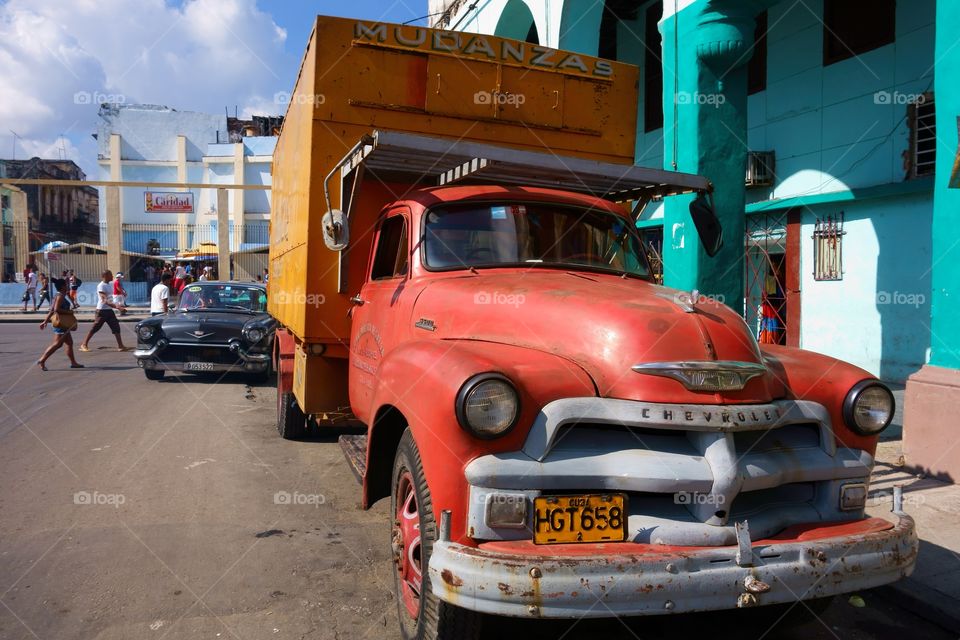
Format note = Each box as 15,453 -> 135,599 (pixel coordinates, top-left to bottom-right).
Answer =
145,192 -> 194,214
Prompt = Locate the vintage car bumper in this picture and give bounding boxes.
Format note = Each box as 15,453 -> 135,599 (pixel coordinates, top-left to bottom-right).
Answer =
134,340 -> 270,372
428,514 -> 917,618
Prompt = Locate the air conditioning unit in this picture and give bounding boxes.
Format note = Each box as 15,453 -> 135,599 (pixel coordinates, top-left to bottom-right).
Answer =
746,151 -> 775,187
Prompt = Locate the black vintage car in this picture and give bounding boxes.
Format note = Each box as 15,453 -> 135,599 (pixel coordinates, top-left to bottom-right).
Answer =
134,282 -> 276,382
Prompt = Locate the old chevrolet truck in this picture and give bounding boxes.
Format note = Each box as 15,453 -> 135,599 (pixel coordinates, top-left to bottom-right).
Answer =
269,16 -> 916,640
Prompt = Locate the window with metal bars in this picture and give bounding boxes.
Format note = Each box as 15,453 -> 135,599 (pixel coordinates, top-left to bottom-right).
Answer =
640,226 -> 663,285
813,214 -> 844,281
908,92 -> 936,179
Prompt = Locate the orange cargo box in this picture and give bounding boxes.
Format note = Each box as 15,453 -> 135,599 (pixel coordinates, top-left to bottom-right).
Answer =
269,15 -> 640,343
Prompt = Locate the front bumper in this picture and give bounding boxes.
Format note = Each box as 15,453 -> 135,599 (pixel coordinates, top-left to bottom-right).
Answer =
428,515 -> 917,618
134,341 -> 270,373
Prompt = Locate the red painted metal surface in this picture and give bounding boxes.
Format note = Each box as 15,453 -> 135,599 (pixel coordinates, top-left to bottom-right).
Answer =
785,207 -> 802,347
393,471 -> 422,619
275,328 -> 297,396
345,184 -> 883,548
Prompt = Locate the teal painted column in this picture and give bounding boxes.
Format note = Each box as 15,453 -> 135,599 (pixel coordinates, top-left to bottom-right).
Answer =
660,0 -> 771,309
899,0 -> 960,481
557,0 -> 604,56
929,0 -> 960,368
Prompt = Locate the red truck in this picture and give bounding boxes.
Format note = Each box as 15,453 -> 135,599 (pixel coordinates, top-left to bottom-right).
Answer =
269,17 -> 916,640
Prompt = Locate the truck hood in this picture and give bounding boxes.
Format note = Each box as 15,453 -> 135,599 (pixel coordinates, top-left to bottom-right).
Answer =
412,270 -> 778,404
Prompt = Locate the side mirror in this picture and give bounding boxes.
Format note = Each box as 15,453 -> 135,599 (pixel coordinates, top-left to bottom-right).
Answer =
322,209 -> 349,251
689,193 -> 723,257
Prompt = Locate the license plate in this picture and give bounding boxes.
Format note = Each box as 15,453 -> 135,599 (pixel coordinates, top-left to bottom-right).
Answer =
185,362 -> 215,371
533,494 -> 627,545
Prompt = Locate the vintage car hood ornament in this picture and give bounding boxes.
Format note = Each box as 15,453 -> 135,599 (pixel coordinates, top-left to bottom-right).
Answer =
631,360 -> 768,392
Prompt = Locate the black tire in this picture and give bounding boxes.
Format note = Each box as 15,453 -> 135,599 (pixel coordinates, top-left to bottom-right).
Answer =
392,428 -> 481,640
143,368 -> 164,380
277,390 -> 306,440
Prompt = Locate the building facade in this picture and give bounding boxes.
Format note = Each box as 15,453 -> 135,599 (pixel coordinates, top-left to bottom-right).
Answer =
0,158 -> 99,260
95,103 -> 278,259
433,0 -> 936,385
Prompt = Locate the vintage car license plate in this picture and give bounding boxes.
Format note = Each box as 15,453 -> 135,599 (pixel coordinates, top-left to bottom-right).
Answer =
185,362 -> 215,371
533,494 -> 627,544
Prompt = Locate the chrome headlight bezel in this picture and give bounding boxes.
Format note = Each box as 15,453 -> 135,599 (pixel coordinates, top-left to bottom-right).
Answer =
455,373 -> 521,439
137,325 -> 156,341
244,326 -> 266,344
843,380 -> 895,436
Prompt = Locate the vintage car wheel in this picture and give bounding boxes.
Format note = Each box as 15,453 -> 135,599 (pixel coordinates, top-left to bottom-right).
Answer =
276,389 -> 306,440
391,429 -> 481,640
249,362 -> 272,385
143,368 -> 164,380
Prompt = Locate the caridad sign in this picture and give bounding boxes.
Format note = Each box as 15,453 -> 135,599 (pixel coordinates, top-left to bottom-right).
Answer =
145,191 -> 194,214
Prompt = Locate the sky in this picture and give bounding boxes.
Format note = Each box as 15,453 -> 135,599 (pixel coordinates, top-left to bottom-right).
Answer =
0,0 -> 430,177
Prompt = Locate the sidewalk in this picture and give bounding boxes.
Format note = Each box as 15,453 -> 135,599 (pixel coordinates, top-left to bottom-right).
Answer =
868,390 -> 960,632
0,306 -> 150,322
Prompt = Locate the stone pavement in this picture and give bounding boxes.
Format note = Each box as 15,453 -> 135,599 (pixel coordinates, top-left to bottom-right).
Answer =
869,434 -> 960,633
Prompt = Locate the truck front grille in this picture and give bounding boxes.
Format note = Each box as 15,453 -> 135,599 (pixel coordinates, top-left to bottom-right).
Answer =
464,398 -> 874,545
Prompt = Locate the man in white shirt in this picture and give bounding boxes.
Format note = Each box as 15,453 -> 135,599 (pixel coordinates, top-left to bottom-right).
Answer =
22,267 -> 37,312
151,273 -> 172,316
79,270 -> 129,352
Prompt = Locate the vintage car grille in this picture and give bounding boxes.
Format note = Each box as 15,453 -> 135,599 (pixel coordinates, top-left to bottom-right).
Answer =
464,399 -> 873,545
156,344 -> 242,366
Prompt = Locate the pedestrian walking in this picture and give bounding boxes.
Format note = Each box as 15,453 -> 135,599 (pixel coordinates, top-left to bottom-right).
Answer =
37,278 -> 84,371
36,273 -> 51,310
21,266 -> 38,312
79,270 -> 129,353
198,266 -> 214,281
112,272 -> 128,316
67,270 -> 82,309
151,273 -> 172,316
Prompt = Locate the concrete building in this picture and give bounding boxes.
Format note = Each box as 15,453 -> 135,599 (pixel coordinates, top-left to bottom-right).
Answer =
95,103 -> 278,258
0,159 -> 99,257
432,0 -> 960,479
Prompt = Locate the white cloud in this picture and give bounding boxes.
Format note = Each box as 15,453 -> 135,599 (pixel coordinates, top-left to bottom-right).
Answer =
0,0 -> 292,175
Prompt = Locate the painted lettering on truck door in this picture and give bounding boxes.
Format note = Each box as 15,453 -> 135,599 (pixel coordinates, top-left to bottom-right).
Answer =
349,210 -> 411,415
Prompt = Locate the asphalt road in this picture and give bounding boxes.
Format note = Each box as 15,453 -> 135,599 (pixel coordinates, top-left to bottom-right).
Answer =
0,323 -> 951,640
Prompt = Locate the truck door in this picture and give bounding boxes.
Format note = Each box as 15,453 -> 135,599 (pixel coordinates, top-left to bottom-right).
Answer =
348,209 -> 411,418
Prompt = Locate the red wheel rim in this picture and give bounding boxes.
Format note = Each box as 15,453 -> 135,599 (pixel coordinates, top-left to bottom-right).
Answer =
393,471 -> 422,620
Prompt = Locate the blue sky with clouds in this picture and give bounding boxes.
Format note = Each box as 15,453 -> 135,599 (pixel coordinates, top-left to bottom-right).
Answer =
1,0 -> 429,177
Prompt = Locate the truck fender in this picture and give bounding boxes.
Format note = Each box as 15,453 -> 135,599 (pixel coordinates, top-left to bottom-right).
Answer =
761,344 -> 882,455
360,339 -> 596,543
275,328 -> 297,397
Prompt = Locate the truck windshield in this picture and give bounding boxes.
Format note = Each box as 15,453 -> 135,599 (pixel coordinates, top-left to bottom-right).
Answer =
423,203 -> 651,278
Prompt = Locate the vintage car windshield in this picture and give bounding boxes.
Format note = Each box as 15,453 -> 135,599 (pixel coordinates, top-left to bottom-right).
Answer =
423,203 -> 651,278
177,284 -> 267,313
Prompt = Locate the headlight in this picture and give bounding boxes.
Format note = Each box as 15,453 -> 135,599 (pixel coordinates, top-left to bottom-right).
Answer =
456,374 -> 520,439
843,381 -> 895,435
244,327 -> 266,344
137,325 -> 156,341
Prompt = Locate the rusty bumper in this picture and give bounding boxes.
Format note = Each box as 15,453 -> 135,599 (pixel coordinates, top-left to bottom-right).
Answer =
428,515 -> 917,618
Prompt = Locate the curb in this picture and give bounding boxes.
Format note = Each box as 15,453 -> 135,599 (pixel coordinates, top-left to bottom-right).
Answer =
0,314 -> 147,323
876,578 -> 960,634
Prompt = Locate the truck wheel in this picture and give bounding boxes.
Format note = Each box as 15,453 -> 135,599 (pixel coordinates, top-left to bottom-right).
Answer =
391,429 -> 481,640
143,369 -> 164,381
276,390 -> 306,440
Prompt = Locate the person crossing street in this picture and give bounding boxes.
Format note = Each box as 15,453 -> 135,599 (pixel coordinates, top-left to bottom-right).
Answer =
78,270 -> 129,353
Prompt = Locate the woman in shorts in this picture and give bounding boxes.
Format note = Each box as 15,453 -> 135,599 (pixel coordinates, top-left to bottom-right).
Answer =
37,278 -> 84,371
